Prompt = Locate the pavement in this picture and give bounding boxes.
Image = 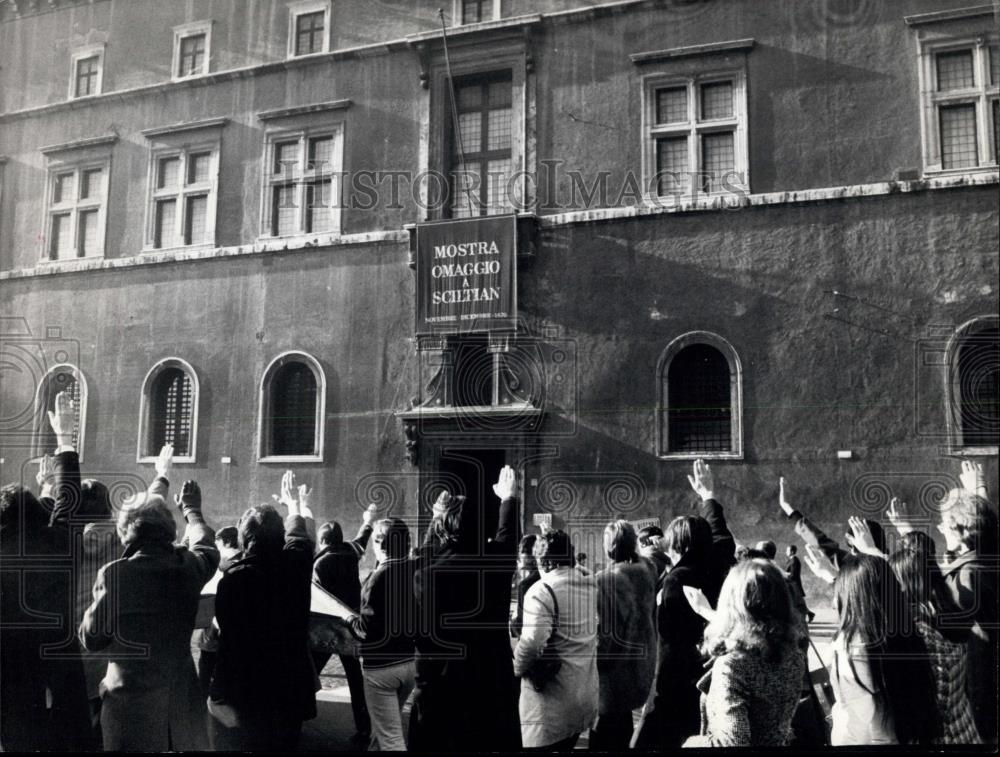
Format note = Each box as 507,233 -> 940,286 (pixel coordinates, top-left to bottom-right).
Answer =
299,610 -> 839,751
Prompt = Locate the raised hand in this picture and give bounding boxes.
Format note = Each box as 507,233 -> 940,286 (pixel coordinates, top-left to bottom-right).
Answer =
803,543 -> 838,584
155,444 -> 174,480
847,516 -> 884,557
362,503 -> 378,527
173,480 -> 202,513
275,470 -> 297,508
47,390 -> 76,446
682,585 -> 716,622
492,465 -> 517,501
778,477 -> 794,516
687,459 -> 715,501
886,497 -> 915,536
960,460 -> 988,499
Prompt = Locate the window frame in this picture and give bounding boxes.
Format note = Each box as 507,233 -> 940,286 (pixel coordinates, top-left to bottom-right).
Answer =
32,363 -> 88,463
917,35 -> 1000,175
946,315 -> 1000,456
69,44 -> 105,100
257,350 -> 326,463
287,0 -> 331,59
136,357 -> 200,464
656,331 -> 744,460
445,70 -> 515,218
259,124 -> 344,239
143,140 -> 220,251
172,20 -> 213,81
42,158 -> 111,262
453,0 -> 500,25
642,69 -> 749,201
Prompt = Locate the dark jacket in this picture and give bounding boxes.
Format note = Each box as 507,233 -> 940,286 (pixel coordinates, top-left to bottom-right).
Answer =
785,555 -> 803,594
312,523 -> 372,612
1,449 -> 91,751
210,514 -> 317,722
698,498 -> 737,605
352,555 -> 418,669
596,560 -> 657,715
941,549 -> 998,741
409,495 -> 520,752
634,553 -> 709,749
79,475 -> 219,751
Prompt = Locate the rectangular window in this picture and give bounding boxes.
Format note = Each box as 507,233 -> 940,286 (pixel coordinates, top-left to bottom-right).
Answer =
288,2 -> 330,58
447,73 -> 514,218
69,46 -> 104,99
263,126 -> 342,237
44,161 -> 108,261
147,146 -> 218,249
918,39 -> 1000,172
461,0 -> 495,24
173,21 -> 212,79
645,72 -> 747,198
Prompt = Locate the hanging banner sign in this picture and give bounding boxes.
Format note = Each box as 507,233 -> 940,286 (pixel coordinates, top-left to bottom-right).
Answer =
415,214 -> 517,334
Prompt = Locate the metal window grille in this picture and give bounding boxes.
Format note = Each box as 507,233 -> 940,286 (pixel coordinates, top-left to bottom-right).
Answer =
151,367 -> 194,456
667,344 -> 732,453
958,326 -> 1000,447
269,362 -> 318,456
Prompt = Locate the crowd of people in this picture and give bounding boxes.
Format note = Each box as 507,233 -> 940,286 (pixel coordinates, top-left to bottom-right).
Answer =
0,391 -> 996,751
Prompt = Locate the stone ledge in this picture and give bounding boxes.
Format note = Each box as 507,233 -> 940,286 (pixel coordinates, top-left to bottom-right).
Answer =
537,171 -> 1000,228
0,230 -> 409,281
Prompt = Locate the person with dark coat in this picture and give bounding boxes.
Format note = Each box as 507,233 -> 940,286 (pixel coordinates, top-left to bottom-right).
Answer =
1,391 -> 91,752
784,544 -> 814,622
409,465 -> 521,752
79,444 -> 219,751
632,514 -> 715,749
311,503 -> 377,740
591,520 -> 657,750
510,533 -> 541,639
207,472 -> 318,751
638,525 -> 671,581
348,518 -> 419,751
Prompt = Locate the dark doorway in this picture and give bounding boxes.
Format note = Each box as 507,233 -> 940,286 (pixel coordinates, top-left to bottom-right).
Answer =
434,447 -> 507,553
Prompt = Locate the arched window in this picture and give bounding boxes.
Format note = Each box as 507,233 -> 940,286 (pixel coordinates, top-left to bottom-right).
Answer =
657,332 -> 743,459
948,316 -> 999,454
138,358 -> 199,462
258,351 -> 325,462
33,364 -> 88,461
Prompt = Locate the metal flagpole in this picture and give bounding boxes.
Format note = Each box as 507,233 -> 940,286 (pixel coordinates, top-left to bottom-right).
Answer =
438,8 -> 477,216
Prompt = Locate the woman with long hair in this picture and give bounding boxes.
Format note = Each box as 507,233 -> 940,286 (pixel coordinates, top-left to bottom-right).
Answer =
632,514 -> 714,748
889,545 -> 980,743
684,558 -> 806,746
830,554 -> 940,745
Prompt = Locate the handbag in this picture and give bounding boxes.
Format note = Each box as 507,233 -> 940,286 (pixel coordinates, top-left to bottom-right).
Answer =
807,637 -> 836,735
522,582 -> 563,692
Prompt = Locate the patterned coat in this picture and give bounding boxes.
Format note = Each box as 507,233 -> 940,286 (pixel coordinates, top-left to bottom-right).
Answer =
687,643 -> 806,747
917,619 -> 980,745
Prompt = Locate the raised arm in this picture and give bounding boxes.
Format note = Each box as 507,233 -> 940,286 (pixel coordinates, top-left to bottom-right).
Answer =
491,464 -> 519,553
45,391 -> 82,525
348,504 -> 378,559
779,477 -> 843,564
173,480 -> 219,584
147,444 -> 173,500
688,459 -> 737,553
